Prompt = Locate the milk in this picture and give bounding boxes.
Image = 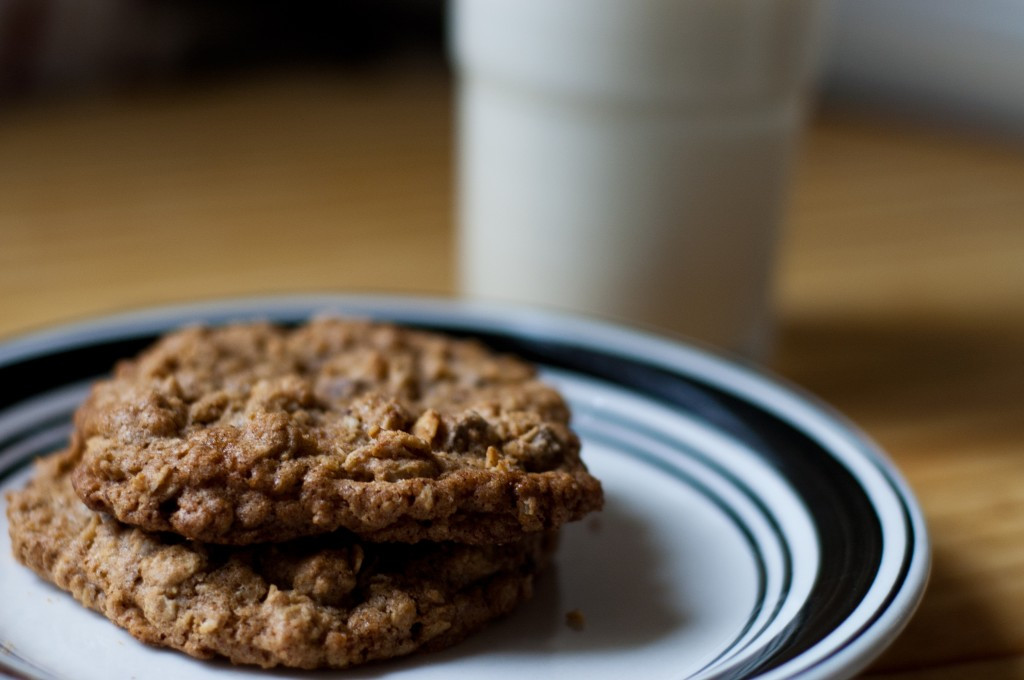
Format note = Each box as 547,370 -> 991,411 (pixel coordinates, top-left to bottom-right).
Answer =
452,0 -> 827,358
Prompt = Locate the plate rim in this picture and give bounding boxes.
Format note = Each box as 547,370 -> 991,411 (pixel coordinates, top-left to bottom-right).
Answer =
0,294 -> 930,680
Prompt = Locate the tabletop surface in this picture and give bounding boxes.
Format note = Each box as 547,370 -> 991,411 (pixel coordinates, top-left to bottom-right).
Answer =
1,59 -> 1023,679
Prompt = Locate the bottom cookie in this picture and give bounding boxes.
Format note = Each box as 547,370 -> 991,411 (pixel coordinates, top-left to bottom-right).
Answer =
6,450 -> 554,669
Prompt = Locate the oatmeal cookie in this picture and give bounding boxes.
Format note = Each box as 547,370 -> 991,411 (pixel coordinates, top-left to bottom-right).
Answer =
70,319 -> 603,544
7,449 -> 555,669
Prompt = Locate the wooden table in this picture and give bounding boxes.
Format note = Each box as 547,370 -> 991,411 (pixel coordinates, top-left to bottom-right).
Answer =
2,60 -> 1022,679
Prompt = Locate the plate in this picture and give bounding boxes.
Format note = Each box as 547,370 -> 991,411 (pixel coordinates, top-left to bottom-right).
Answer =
0,296 -> 929,680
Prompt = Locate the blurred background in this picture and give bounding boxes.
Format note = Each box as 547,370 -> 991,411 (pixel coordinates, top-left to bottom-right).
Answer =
1,1 -> 1023,677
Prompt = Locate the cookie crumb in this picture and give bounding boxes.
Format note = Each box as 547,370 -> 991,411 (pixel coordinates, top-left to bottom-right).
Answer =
565,609 -> 586,631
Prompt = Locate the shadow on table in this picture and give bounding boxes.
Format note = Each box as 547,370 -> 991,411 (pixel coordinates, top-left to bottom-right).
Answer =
771,312 -> 1024,426
866,541 -> 1017,674
774,312 -> 1023,675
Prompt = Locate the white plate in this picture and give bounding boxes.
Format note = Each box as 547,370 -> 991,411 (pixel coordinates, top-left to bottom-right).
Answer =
0,296 -> 929,680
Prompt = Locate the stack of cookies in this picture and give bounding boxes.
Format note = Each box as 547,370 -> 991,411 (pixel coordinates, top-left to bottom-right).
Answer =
6,319 -> 603,669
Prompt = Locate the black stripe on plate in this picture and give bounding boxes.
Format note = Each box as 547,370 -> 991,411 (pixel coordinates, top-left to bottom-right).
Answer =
575,403 -> 795,675
579,424 -> 771,672
0,337 -> 153,412
0,413 -> 75,460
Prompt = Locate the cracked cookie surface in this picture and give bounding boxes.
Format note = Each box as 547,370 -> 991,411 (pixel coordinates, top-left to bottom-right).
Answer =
7,449 -> 555,669
69,319 -> 603,544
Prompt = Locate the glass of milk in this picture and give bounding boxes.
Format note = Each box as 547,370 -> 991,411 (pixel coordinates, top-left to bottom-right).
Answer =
452,0 -> 828,359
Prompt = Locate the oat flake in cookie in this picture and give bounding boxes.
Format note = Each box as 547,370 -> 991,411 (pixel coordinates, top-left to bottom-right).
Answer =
8,450 -> 554,669
70,318 -> 603,545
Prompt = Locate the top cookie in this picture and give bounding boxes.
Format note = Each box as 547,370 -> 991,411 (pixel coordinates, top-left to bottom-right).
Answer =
70,318 -> 602,545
